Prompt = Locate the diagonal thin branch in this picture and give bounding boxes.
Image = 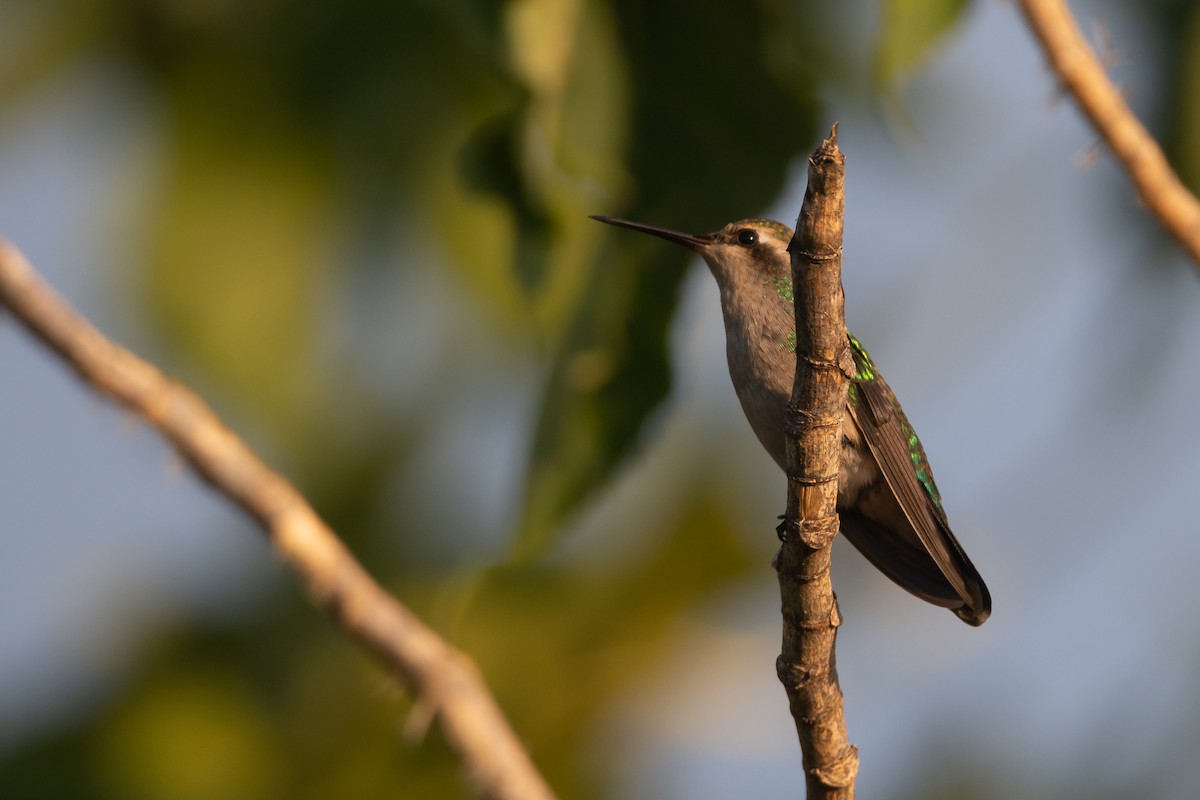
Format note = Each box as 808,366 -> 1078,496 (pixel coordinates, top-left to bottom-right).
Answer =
777,124 -> 858,798
0,241 -> 556,800
1017,0 -> 1200,268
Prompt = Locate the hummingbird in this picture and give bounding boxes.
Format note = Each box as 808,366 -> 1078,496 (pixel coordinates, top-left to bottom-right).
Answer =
592,215 -> 991,625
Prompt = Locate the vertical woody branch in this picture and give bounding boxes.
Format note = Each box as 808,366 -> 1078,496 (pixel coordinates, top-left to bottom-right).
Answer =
776,124 -> 859,798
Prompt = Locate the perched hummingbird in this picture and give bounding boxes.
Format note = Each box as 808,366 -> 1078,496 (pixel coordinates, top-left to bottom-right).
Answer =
592,215 -> 991,625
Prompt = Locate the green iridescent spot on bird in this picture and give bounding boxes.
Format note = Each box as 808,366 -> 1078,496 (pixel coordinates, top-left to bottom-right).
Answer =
591,213 -> 991,626
903,424 -> 945,516
847,333 -> 877,381
768,275 -> 794,303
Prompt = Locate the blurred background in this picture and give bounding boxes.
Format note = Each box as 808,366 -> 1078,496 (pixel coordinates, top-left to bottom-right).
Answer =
3,0 -> 1200,797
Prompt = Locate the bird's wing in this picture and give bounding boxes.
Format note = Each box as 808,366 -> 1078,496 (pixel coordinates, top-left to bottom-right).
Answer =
847,366 -> 989,619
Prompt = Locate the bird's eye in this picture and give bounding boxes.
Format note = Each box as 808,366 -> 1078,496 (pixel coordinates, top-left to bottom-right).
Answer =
737,229 -> 758,246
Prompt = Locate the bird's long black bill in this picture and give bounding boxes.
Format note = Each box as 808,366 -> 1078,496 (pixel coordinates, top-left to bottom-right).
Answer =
590,215 -> 713,251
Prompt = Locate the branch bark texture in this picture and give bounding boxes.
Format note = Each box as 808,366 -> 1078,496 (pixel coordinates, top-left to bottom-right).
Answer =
1018,0 -> 1200,267
0,241 -> 556,800
777,125 -> 858,797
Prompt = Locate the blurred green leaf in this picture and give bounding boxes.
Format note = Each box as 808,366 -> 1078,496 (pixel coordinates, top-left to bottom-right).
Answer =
93,668 -> 284,800
874,0 -> 970,88
512,0 -> 819,556
144,119 -> 333,425
435,0 -> 630,336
